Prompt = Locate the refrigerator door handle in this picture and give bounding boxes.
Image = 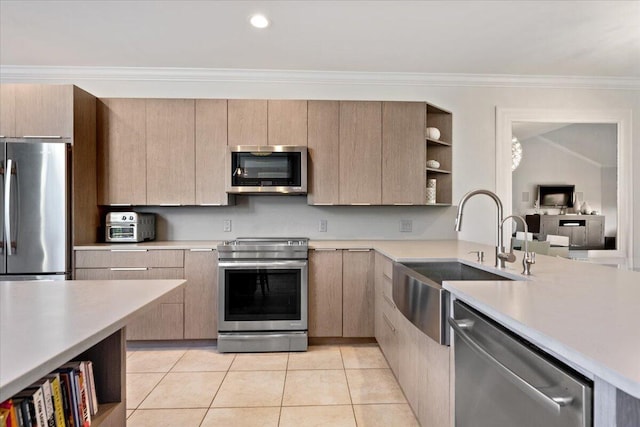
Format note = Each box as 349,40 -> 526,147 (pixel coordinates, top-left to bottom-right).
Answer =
4,159 -> 13,256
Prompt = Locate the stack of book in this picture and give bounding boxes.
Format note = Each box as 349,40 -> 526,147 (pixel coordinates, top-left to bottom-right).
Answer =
0,360 -> 98,427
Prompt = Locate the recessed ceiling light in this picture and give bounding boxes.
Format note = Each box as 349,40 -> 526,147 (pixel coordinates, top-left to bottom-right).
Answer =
250,14 -> 270,29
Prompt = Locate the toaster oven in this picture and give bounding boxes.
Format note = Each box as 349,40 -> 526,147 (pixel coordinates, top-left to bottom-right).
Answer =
105,212 -> 156,243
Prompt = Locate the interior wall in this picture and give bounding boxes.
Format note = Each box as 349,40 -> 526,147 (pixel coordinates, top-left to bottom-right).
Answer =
2,74 -> 637,264
512,137 -> 604,214
601,166 -> 618,237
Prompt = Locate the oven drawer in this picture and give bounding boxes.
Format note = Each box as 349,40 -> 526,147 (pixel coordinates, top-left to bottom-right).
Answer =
75,249 -> 184,268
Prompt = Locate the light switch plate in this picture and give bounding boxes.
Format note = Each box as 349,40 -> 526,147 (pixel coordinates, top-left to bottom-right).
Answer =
319,219 -> 328,232
223,220 -> 232,232
400,219 -> 412,232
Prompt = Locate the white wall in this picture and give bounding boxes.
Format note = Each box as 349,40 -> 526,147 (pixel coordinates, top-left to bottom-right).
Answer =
3,73 -> 637,265
601,166 -> 618,237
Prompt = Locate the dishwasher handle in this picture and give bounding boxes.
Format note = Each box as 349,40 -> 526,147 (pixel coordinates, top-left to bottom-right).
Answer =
449,317 -> 574,414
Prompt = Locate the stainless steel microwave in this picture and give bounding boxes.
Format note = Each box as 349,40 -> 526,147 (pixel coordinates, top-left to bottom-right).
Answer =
226,145 -> 307,194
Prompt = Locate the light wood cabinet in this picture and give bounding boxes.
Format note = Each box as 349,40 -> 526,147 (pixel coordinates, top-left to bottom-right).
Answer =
339,101 -> 382,205
374,252 -> 399,375
267,100 -> 307,146
146,99 -> 196,205
195,99 -> 230,205
382,102 -> 426,205
586,216 -> 605,248
184,249 -> 218,339
539,215 -> 605,248
342,249 -> 375,337
228,99 -> 267,146
74,249 -> 185,340
0,84 -> 16,137
307,101 -> 340,205
13,84 -> 74,138
308,249 -> 343,337
419,330 -> 452,427
97,98 -> 147,205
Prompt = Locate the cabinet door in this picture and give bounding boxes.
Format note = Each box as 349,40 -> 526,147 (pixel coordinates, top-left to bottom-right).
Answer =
343,249 -> 375,337
75,267 -> 185,340
587,217 -> 604,248
374,252 -> 399,375
14,84 -> 73,137
184,249 -> 218,339
382,102 -> 426,205
307,101 -> 340,205
195,99 -> 229,205
146,99 -> 196,205
308,249 -> 343,337
397,315 -> 422,412
0,84 -> 16,137
268,100 -> 307,146
228,99 -> 267,146
571,227 -> 587,247
339,101 -> 382,205
97,98 -> 147,205
540,217 -> 559,238
419,332 -> 451,427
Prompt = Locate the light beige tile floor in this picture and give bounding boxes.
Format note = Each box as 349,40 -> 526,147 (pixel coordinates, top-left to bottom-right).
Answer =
126,343 -> 420,426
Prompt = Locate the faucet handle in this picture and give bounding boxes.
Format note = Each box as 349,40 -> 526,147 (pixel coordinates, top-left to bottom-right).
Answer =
469,250 -> 485,262
522,252 -> 535,275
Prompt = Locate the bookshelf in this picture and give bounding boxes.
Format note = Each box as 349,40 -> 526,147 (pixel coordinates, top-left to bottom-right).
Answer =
0,279 -> 184,426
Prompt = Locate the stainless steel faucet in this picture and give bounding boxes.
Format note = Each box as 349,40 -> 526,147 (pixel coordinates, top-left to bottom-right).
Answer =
501,215 -> 535,275
455,189 -> 506,268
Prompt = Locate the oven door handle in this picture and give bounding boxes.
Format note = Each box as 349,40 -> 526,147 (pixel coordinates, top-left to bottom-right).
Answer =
449,317 -> 573,414
218,260 -> 308,269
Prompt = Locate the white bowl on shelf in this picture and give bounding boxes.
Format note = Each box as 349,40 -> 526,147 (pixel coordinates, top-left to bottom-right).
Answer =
426,160 -> 440,169
426,127 -> 441,140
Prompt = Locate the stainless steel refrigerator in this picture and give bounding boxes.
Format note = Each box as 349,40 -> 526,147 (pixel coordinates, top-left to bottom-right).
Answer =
1,139 -> 71,280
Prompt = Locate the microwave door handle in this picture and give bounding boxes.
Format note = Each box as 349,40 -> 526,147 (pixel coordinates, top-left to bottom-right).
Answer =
4,159 -> 12,255
449,317 -> 573,414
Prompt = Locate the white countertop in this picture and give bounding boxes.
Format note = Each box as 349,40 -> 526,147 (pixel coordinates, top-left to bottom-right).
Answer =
0,279 -> 185,401
73,239 -> 640,398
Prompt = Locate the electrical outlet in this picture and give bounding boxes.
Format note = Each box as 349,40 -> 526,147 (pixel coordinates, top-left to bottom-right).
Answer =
400,219 -> 412,232
319,219 -> 328,232
223,219 -> 232,232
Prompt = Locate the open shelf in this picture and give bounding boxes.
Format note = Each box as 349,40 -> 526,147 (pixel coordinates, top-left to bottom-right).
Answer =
426,167 -> 451,174
426,138 -> 451,147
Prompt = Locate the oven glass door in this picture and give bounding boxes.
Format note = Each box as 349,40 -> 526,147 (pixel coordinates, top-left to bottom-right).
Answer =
231,151 -> 302,187
219,260 -> 308,332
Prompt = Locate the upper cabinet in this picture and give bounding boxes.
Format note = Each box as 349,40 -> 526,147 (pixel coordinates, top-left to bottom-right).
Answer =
195,99 -> 230,206
13,84 -> 74,138
146,99 -> 196,205
339,101 -> 382,205
97,98 -> 147,205
307,101 -> 340,205
228,99 -> 267,146
267,100 -> 307,146
0,84 -> 16,137
425,103 -> 453,205
228,99 -> 308,147
382,102 -> 426,205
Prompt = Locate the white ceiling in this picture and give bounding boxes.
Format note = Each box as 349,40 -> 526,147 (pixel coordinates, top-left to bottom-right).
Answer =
1,1 -> 639,77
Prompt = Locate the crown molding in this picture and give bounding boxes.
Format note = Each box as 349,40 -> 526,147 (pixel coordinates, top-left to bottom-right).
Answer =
1,66 -> 638,90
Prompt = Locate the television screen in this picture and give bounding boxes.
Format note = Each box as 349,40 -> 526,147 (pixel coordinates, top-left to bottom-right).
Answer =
538,185 -> 575,208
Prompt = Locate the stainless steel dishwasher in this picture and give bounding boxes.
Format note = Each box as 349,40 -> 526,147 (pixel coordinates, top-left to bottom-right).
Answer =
450,301 -> 592,427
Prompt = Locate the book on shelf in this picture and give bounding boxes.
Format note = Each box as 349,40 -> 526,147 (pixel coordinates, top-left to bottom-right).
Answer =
12,397 -> 33,427
45,373 -> 67,427
58,362 -> 91,427
0,398 -> 19,427
28,378 -> 56,427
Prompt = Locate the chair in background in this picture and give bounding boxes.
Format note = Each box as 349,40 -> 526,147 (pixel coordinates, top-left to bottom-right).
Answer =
511,238 -> 550,255
545,234 -> 570,258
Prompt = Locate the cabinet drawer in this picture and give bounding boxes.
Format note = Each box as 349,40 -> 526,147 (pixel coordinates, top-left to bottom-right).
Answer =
74,267 -> 184,303
75,249 -> 184,268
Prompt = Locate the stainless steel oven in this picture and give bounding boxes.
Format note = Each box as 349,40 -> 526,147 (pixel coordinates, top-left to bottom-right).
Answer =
217,238 -> 308,353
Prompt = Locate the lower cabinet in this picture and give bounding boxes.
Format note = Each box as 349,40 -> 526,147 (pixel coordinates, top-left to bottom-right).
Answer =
374,252 -> 452,427
308,248 -> 374,338
184,249 -> 218,339
75,265 -> 185,340
76,248 -> 219,340
342,249 -> 375,337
